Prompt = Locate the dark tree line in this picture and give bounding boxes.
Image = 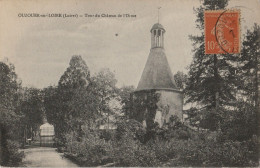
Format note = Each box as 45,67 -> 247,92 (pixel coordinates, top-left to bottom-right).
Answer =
0,61 -> 44,166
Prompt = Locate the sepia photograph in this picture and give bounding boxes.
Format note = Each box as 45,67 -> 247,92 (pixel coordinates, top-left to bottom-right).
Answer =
0,0 -> 259,167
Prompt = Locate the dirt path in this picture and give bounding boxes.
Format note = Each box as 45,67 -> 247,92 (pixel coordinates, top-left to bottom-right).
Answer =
22,147 -> 78,167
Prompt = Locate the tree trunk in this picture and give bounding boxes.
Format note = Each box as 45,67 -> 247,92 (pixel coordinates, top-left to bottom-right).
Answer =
255,53 -> 259,133
214,54 -> 220,131
108,114 -> 110,129
213,54 -> 219,110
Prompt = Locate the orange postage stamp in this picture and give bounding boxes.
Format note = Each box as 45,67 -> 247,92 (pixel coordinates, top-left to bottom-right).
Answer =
204,10 -> 240,54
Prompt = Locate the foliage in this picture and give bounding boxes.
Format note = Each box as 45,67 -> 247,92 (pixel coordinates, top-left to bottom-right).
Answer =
131,90 -> 160,128
43,56 -> 125,146
185,0 -> 242,131
157,116 -> 197,140
183,107 -> 200,128
64,128 -> 114,166
174,71 -> 188,90
90,68 -> 119,127
61,116 -> 259,167
117,85 -> 135,118
112,136 -> 160,167
99,129 -> 115,141
177,137 -> 258,167
148,139 -> 178,163
20,87 -> 44,140
0,138 -> 25,167
44,55 -> 101,144
43,86 -> 59,125
151,119 -> 258,167
0,61 -> 24,166
238,24 -> 260,106
0,61 -> 21,129
57,55 -> 92,130
115,119 -> 146,142
62,120 -> 158,167
219,101 -> 257,141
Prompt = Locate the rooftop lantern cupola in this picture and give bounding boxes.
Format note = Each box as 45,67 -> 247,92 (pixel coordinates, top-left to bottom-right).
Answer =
150,7 -> 165,49
151,23 -> 165,48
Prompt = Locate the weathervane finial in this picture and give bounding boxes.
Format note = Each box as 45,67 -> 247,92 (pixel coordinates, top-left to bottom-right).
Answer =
158,7 -> 161,23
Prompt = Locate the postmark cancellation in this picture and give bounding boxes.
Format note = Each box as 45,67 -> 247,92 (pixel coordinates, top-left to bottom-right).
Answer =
204,10 -> 240,54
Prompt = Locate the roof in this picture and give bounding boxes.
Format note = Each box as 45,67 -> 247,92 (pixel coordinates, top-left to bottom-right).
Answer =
150,23 -> 165,32
136,48 -> 179,91
40,123 -> 54,136
40,123 -> 54,129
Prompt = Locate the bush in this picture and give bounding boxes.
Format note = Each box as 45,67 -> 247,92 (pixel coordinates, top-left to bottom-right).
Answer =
112,136 -> 160,167
0,139 -> 24,167
0,122 -> 24,167
112,119 -> 159,166
220,104 -> 257,142
148,139 -> 178,162
116,119 -> 146,142
61,119 -> 258,167
99,129 -> 115,141
6,140 -> 24,166
154,115 -> 198,141
64,129 -> 114,166
177,135 -> 259,167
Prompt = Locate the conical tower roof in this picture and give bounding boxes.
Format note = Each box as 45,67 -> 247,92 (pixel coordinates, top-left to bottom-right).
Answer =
136,47 -> 178,91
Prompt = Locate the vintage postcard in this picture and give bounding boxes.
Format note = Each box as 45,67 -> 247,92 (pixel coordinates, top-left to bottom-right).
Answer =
0,0 -> 259,167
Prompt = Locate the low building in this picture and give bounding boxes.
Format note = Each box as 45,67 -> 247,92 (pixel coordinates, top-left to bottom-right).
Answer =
40,122 -> 55,147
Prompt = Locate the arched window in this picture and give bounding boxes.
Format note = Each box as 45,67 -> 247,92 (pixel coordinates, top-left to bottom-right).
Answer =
158,30 -> 161,36
154,30 -> 156,36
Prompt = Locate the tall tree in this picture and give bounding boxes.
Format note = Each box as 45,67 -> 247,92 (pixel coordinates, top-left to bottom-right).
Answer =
238,24 -> 260,108
185,0 -> 239,130
237,24 -> 260,136
43,86 -> 59,125
90,68 -> 118,127
0,62 -> 20,127
118,85 -> 135,118
20,87 -> 44,140
57,55 -> 91,132
174,71 -> 188,90
0,61 -> 23,166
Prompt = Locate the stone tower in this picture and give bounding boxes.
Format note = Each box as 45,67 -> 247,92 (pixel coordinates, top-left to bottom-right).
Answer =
131,22 -> 183,128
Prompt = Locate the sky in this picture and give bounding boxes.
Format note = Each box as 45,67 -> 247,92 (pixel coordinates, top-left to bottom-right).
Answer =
0,0 -> 260,89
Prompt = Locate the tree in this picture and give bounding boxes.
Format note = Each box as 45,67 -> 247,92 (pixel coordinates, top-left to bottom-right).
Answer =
0,61 -> 24,166
235,24 -> 260,139
43,86 -> 59,125
118,85 -> 135,118
0,61 -> 20,127
220,101 -> 257,141
174,71 -> 188,90
90,68 -> 118,127
185,0 -> 239,130
56,55 -> 92,134
238,24 -> 260,109
20,88 -> 44,140
45,56 -> 120,144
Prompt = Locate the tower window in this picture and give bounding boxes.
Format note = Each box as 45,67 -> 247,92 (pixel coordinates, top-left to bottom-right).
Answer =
158,30 -> 161,36
154,30 -> 156,36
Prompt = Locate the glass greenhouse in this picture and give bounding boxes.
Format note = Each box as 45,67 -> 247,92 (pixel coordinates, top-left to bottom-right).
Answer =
39,123 -> 55,147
